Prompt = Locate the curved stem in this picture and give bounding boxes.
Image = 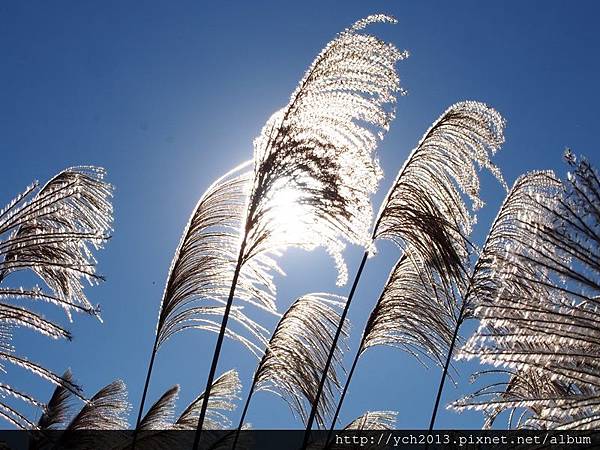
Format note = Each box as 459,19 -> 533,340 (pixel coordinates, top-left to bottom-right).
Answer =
301,250 -> 369,450
428,311 -> 465,430
131,333 -> 160,449
192,237 -> 248,450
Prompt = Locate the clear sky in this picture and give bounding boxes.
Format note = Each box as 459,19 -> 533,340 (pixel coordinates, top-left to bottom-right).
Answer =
1,0 -> 599,430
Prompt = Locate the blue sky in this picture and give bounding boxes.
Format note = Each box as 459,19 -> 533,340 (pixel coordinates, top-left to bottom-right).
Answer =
1,0 -> 599,430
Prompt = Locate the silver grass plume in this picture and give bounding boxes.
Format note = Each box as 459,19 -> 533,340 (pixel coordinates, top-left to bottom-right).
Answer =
37,370 -> 76,430
0,342 -> 82,400
65,380 -> 130,431
29,373 -> 126,449
0,407 -> 35,431
129,371 -> 241,450
362,101 -> 506,366
114,386 -> 182,450
0,302 -> 70,341
0,167 -> 111,428
314,412 -> 397,450
233,294 -> 350,450
0,320 -> 75,431
244,14 -> 405,286
373,101 -> 506,282
344,411 -> 398,430
0,357 -> 44,430
0,166 -> 113,319
39,371 -> 242,450
133,163 -> 263,445
29,378 -> 162,450
0,323 -> 83,430
459,171 -> 562,316
322,101 -> 506,436
191,14 -> 404,445
453,157 -> 600,430
171,377 -> 248,450
363,102 -> 505,431
251,294 -> 348,428
361,252 -> 459,368
326,253 -> 458,435
452,369 -> 577,430
449,171 -> 564,424
174,369 -> 241,430
149,9 -> 405,372
138,386 -> 179,431
154,162 -> 271,358
154,11 -> 405,355
37,381 -> 131,450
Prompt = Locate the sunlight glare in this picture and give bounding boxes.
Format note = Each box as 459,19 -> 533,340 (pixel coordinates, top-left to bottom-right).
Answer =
268,185 -> 313,246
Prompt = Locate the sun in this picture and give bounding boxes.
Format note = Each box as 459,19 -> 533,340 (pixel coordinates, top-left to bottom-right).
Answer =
268,186 -> 311,245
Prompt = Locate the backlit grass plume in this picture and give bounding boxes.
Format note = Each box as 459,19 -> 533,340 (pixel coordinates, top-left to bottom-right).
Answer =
0,166 -> 113,319
0,334 -> 82,430
234,294 -> 348,443
453,155 -> 600,430
175,369 -> 241,431
28,377 -> 130,450
374,101 -> 506,282
29,370 -> 241,449
326,252 -> 460,438
0,167 -> 112,428
360,253 -> 458,366
132,163 -> 267,446
133,370 -> 242,450
447,170 -> 564,427
242,14 -> 405,287
314,411 -> 397,450
308,101 -> 505,443
64,381 -> 129,431
153,162 -> 271,356
343,411 -> 398,431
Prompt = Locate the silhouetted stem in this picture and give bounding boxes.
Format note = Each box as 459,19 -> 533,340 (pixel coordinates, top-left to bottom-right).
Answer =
325,333 -> 364,447
428,308 -> 465,430
131,331 -> 160,450
231,374 -> 258,450
301,250 -> 369,450
192,237 -> 248,450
